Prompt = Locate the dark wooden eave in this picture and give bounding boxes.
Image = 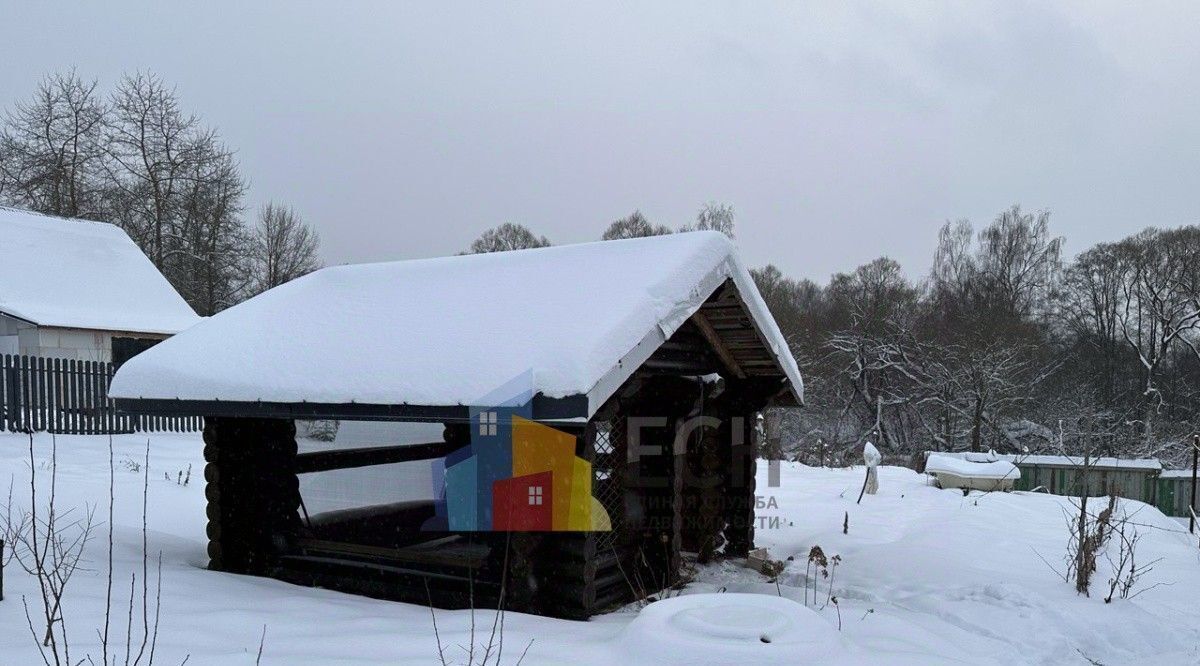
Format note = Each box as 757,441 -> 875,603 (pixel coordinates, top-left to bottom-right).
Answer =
642,280 -> 802,407
696,281 -> 791,378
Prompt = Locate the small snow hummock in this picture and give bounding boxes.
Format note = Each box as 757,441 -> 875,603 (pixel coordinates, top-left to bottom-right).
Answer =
618,594 -> 842,665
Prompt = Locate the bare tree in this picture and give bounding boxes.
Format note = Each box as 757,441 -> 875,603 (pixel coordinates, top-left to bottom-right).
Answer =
930,206 -> 1062,331
0,71 -> 108,218
2,434 -> 95,666
249,202 -> 321,295
105,71 -> 250,314
1,435 -> 182,665
1110,229 -> 1200,446
1061,242 -> 1127,405
684,201 -> 735,238
976,205 -> 1062,319
465,223 -> 550,254
0,69 -> 304,318
826,257 -> 918,335
106,72 -> 201,267
730,203 -> 1200,464
601,210 -> 670,240
948,340 -> 1060,452
176,144 -> 250,314
751,264 -> 822,357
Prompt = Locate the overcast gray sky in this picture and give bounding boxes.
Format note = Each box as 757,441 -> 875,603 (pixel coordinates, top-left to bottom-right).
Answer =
4,2 -> 1198,282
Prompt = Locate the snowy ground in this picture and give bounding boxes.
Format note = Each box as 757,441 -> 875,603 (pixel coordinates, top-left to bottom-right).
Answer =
2,432 -> 1199,665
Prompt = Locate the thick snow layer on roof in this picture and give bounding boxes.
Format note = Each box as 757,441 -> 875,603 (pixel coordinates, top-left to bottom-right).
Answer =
1159,469 -> 1198,479
926,450 -> 1162,471
110,231 -> 802,415
925,453 -> 1020,481
1007,454 -> 1161,471
0,207 -> 200,334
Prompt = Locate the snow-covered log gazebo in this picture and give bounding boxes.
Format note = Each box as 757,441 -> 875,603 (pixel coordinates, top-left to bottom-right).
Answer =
109,231 -> 803,619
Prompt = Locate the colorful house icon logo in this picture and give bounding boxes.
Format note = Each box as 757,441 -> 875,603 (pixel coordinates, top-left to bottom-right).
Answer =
427,404 -> 612,532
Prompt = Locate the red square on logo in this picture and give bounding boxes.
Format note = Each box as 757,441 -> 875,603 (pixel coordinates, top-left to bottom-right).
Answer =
493,471 -> 553,531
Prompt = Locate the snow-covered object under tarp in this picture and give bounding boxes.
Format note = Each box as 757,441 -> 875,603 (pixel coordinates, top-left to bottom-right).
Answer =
110,231 -> 803,417
0,207 -> 200,334
926,450 -> 1162,472
925,453 -> 1020,481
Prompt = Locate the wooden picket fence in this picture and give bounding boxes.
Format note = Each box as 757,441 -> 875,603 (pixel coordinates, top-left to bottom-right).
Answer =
0,354 -> 201,435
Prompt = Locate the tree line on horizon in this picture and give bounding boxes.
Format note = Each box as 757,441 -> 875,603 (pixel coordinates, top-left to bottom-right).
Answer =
0,71 -> 321,316
758,208 -> 1200,467
469,206 -> 1200,467
461,203 -> 736,254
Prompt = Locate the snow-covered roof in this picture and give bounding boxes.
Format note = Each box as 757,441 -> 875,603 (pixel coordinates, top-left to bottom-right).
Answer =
1159,469 -> 1197,479
925,451 -> 1161,472
110,231 -> 803,418
1009,454 -> 1161,471
0,207 -> 200,335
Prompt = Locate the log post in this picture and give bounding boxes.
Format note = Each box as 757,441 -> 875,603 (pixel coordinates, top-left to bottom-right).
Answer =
204,417 -> 300,575
533,532 -> 597,619
682,422 -> 725,562
722,410 -> 758,558
1190,434 -> 1198,534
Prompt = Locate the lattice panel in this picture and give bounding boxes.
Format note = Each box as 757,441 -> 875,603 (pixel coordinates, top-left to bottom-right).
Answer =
592,419 -> 625,551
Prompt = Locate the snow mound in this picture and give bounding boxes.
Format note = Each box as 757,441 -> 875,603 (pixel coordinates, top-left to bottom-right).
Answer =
619,594 -> 842,665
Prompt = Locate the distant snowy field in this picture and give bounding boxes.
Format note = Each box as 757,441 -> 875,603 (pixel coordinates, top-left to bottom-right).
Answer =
2,432 -> 1199,665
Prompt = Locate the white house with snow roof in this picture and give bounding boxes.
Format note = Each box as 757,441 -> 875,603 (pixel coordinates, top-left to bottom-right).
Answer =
0,207 -> 201,364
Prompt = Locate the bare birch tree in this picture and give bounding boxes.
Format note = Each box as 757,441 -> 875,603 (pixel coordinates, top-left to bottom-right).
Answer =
249,202 -> 322,294
1110,229 -> 1200,446
685,201 -> 735,238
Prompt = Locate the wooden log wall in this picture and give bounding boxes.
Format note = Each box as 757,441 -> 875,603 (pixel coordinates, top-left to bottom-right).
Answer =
603,376 -> 700,600
204,417 -> 301,575
194,373 -> 771,620
489,425 -> 605,620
